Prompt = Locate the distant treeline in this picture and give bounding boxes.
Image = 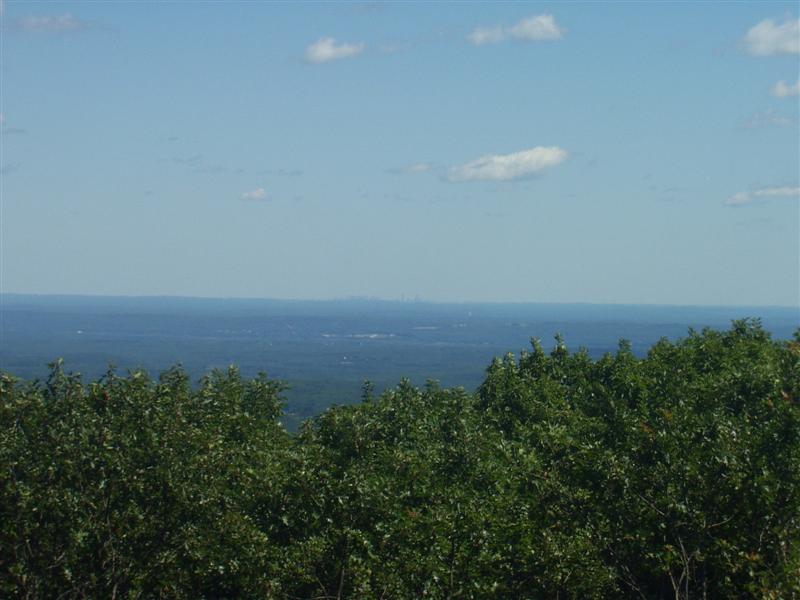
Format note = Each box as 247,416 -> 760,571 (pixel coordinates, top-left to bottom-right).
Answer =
1,320 -> 798,598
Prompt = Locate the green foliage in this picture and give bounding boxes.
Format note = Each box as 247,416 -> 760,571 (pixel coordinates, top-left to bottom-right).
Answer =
1,321 -> 798,598
1,364 -> 290,598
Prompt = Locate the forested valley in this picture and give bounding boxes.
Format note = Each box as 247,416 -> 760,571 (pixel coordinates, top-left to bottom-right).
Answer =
2,320 -> 799,599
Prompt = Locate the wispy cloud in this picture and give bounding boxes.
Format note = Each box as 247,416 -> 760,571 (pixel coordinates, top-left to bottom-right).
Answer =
508,15 -> 564,41
406,162 -> 432,174
742,17 -> 799,56
772,79 -> 800,97
741,108 -> 794,129
386,162 -> 435,176
15,14 -> 91,33
448,146 -> 567,182
305,37 -> 365,63
241,187 -> 268,201
467,14 -> 564,46
725,186 -> 800,206
467,26 -> 506,46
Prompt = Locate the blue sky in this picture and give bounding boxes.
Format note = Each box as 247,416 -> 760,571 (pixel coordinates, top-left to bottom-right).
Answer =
1,1 -> 798,306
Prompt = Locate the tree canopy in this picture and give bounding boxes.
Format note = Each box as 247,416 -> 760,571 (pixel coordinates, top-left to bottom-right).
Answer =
2,320 -> 798,598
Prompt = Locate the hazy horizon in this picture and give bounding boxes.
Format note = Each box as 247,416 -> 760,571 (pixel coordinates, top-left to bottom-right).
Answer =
3,291 -> 800,311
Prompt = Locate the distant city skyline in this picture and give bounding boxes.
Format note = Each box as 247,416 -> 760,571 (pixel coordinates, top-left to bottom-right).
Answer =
1,2 -> 798,306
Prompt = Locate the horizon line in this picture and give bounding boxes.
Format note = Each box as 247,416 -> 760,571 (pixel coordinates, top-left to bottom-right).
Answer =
1,291 -> 798,312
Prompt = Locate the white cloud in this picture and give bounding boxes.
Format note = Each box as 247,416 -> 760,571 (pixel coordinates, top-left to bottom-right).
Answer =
467,26 -> 506,46
18,14 -> 90,33
772,79 -> 800,97
742,108 -> 794,129
387,162 -> 435,176
448,146 -> 568,182
742,17 -> 800,56
725,186 -> 800,206
305,37 -> 365,63
467,14 -> 564,46
754,186 -> 800,197
241,187 -> 268,200
507,15 -> 564,41
724,191 -> 753,207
